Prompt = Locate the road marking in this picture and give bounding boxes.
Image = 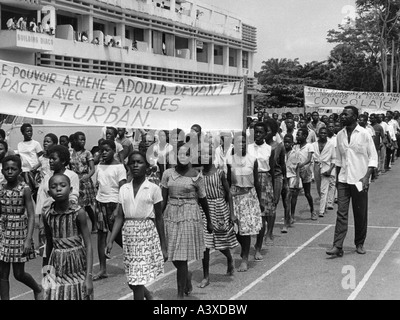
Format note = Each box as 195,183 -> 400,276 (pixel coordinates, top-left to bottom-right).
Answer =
229,225 -> 332,300
347,227 -> 400,300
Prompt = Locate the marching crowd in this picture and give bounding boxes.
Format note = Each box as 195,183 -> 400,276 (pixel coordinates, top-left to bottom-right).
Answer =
0,106 -> 398,300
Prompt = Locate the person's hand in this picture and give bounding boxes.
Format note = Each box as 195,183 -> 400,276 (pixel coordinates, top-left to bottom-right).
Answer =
206,220 -> 213,233
105,242 -> 113,258
359,176 -> 370,192
23,238 -> 31,255
162,247 -> 168,262
83,277 -> 93,300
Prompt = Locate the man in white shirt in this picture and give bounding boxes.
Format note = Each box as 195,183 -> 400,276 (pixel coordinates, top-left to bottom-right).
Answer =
326,106 -> 378,257
376,113 -> 391,173
387,111 -> 399,164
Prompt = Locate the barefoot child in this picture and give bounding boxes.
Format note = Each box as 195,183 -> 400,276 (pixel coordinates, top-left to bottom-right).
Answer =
199,145 -> 238,288
106,151 -> 167,300
42,174 -> 93,300
0,155 -> 43,300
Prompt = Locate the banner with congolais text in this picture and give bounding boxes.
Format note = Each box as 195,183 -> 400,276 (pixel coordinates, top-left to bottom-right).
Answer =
0,59 -> 244,131
304,86 -> 400,112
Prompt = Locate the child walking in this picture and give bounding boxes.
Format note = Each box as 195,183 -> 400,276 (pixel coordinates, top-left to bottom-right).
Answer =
106,151 -> 167,300
199,145 -> 238,288
0,155 -> 43,300
69,131 -> 97,233
42,173 -> 93,300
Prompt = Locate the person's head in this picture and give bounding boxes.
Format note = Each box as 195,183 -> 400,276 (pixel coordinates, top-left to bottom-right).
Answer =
48,145 -> 70,172
200,144 -> 213,166
106,127 -> 118,140
318,127 -> 328,141
59,135 -> 69,148
311,111 -> 320,123
176,141 -> 191,167
286,112 -> 293,120
100,139 -> 116,164
327,122 -> 335,137
299,118 -> 308,129
43,133 -> 58,153
257,111 -> 264,121
139,132 -> 156,153
296,128 -> 308,144
0,140 -> 8,161
321,115 -> 329,125
264,118 -> 278,143
341,106 -> 359,127
73,131 -> 86,150
1,155 -> 22,183
283,134 -> 294,151
233,131 -> 247,156
334,121 -> 342,134
127,151 -> 149,180
377,113 -> 384,123
170,128 -> 185,146
68,134 -> 75,149
0,129 -> 6,142
285,118 -> 295,131
386,110 -> 393,120
48,173 -> 72,202
190,124 -> 202,136
306,112 -> 312,122
20,123 -> 33,141
369,113 -> 377,125
254,121 -> 267,145
358,114 -> 368,128
157,130 -> 169,144
293,115 -> 299,122
281,113 -> 287,121
272,113 -> 279,121
384,115 -> 390,123
117,127 -> 126,139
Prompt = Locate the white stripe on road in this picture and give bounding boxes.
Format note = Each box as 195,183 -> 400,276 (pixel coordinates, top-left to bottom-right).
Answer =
229,225 -> 332,300
347,227 -> 400,300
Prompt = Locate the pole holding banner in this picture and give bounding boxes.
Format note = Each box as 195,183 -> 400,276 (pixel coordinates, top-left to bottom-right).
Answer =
243,75 -> 248,132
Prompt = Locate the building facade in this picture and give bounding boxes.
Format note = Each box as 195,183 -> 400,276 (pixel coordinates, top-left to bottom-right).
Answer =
0,0 -> 257,148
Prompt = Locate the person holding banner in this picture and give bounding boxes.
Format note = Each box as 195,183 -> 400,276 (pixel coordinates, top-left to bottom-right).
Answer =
326,106 -> 378,257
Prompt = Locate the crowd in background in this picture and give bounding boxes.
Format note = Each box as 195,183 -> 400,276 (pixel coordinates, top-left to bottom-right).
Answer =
0,107 -> 398,300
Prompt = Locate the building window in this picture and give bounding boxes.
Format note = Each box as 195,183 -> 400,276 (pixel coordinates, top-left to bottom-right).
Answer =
242,51 -> 249,69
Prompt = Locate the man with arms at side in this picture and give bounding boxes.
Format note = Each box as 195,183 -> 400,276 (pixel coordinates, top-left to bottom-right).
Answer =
326,106 -> 378,257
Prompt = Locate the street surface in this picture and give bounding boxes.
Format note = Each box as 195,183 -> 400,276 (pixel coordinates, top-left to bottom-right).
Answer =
10,162 -> 400,301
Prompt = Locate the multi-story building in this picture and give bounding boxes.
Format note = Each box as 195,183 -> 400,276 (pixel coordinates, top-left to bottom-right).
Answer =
0,0 -> 257,148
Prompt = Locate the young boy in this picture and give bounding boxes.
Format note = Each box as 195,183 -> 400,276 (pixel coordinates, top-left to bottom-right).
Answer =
284,134 -> 302,225
293,128 -> 316,220
312,127 -> 336,218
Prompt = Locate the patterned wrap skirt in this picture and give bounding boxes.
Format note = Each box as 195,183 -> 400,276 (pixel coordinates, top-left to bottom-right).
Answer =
201,198 -> 239,250
258,172 -> 275,217
43,236 -> 88,300
78,177 -> 97,209
163,197 -> 205,261
231,186 -> 262,236
95,201 -> 118,233
0,214 -> 36,263
122,219 -> 164,286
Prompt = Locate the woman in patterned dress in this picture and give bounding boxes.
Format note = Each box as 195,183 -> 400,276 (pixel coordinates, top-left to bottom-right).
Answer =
42,173 -> 93,300
161,141 -> 213,299
198,145 -> 238,288
0,155 -> 43,300
227,132 -> 262,272
106,151 -> 167,300
69,131 -> 97,233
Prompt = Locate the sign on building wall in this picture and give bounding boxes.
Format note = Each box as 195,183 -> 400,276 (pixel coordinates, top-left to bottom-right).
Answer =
0,59 -> 244,131
304,86 -> 400,113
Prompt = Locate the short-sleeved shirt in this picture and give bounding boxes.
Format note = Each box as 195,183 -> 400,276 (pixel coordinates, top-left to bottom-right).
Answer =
17,139 -> 43,172
119,179 -> 162,219
285,149 -> 300,179
293,143 -> 314,164
248,142 -> 271,173
95,163 -> 126,203
160,168 -> 206,199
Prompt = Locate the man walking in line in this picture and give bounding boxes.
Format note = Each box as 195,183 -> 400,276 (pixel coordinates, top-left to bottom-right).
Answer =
326,106 -> 378,257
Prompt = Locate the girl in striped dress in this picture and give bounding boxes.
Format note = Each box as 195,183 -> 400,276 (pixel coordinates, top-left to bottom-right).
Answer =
198,145 -> 238,288
0,155 -> 43,300
42,173 -> 93,300
161,141 -> 213,299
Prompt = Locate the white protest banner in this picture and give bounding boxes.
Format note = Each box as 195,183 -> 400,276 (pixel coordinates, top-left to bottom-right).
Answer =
0,59 -> 244,131
304,86 -> 400,113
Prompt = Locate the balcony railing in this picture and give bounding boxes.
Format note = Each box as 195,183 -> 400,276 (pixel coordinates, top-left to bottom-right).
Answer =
0,29 -> 54,52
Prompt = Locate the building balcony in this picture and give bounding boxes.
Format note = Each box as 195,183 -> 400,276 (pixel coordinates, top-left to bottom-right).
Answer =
0,30 -> 54,52
0,0 -> 42,9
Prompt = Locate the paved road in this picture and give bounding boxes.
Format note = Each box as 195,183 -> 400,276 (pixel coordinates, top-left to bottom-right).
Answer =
10,161 -> 400,301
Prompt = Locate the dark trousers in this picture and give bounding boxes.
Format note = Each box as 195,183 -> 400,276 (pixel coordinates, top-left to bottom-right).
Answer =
333,182 -> 368,249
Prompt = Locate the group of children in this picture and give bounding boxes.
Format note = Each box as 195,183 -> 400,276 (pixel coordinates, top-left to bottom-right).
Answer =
0,110 -> 395,300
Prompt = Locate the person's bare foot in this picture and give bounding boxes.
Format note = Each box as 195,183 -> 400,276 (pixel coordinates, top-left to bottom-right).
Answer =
198,278 -> 210,288
238,260 -> 248,272
184,271 -> 192,295
254,250 -> 263,261
92,272 -> 108,281
226,263 -> 235,276
34,286 -> 43,300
